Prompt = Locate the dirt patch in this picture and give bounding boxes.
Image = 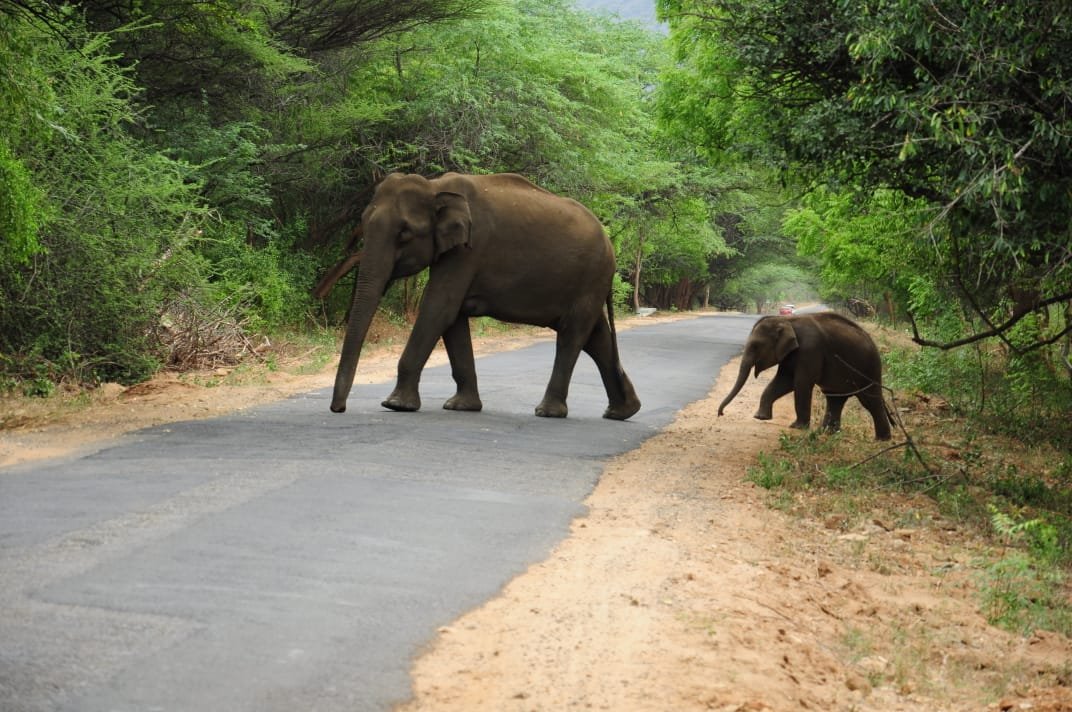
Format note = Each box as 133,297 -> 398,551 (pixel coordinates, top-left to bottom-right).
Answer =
397,356 -> 1071,711
2,314 -> 1069,711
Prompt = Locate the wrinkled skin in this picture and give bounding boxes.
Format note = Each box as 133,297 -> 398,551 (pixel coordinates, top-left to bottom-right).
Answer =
330,172 -> 640,420
718,312 -> 892,440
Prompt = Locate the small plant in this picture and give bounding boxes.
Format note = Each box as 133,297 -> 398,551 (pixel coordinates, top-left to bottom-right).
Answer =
747,452 -> 789,490
826,464 -> 864,489
840,625 -> 872,663
990,507 -> 1063,567
21,376 -> 55,398
978,508 -> 1072,635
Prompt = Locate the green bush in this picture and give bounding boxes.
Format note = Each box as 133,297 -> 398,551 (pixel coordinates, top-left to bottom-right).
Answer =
0,139 -> 45,265
980,508 -> 1071,635
200,223 -> 317,333
885,311 -> 1072,448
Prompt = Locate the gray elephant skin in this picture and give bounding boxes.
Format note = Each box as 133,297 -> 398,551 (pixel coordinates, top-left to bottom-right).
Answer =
718,312 -> 892,440
329,172 -> 641,420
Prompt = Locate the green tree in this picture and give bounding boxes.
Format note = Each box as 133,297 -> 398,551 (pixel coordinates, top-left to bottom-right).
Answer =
0,10 -> 207,384
723,262 -> 815,314
783,188 -> 935,318
658,0 -> 1072,350
304,1 -> 732,316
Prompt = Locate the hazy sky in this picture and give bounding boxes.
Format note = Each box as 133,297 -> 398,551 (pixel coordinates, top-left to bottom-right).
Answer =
575,0 -> 663,30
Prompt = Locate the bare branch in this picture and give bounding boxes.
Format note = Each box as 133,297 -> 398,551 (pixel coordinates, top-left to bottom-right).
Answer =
908,291 -> 1072,352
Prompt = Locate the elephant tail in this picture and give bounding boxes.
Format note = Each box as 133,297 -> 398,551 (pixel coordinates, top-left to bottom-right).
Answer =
606,291 -> 623,367
602,291 -> 641,420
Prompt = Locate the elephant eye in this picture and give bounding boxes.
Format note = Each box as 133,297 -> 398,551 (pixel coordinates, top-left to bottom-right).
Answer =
398,224 -> 414,243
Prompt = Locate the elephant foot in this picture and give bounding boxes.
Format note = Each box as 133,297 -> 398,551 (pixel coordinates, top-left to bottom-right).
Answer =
603,397 -> 641,421
382,390 -> 421,412
789,420 -> 810,430
535,399 -> 568,418
753,412 -> 773,421
443,394 -> 482,412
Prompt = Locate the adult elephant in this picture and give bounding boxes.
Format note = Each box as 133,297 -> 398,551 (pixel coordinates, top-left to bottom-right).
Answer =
717,312 -> 892,440
328,172 -> 641,421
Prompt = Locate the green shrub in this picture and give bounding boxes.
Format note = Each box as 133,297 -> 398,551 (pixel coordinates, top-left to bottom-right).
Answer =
747,452 -> 790,490
980,509 -> 1071,635
0,14 -> 207,384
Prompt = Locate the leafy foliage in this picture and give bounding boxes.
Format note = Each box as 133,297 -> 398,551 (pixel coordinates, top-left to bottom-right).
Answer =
657,0 -> 1072,351
4,1 -> 772,389
0,11 -> 206,383
783,188 -> 934,315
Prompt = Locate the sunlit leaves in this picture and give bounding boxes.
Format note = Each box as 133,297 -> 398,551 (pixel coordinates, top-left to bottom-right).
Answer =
0,12 -> 206,382
660,0 -> 1072,348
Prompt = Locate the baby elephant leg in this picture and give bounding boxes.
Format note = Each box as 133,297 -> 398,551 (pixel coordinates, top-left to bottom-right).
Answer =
756,366 -> 794,420
790,382 -> 814,429
858,387 -> 892,440
821,394 -> 848,431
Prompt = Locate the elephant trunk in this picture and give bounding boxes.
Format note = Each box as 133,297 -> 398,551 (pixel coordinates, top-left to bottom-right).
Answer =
330,250 -> 393,413
718,353 -> 754,416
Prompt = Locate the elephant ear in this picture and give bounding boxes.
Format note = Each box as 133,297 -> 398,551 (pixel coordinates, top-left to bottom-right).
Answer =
433,191 -> 471,260
773,320 -> 799,362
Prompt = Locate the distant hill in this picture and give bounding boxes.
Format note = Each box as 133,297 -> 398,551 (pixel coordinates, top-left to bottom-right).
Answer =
575,0 -> 664,31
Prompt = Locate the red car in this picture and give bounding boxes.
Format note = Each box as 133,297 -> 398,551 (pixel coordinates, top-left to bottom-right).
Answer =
778,304 -> 795,315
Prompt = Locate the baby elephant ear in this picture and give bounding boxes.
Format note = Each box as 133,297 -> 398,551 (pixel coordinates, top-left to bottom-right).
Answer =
433,191 -> 471,260
773,320 -> 799,361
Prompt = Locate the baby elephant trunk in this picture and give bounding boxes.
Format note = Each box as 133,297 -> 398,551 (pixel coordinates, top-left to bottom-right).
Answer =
718,355 -> 753,416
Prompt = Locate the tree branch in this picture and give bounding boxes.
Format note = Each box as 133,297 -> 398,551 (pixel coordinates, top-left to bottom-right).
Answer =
908,291 -> 1072,352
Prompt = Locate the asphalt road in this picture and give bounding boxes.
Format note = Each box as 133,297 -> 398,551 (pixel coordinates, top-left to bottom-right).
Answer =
0,314 -> 757,712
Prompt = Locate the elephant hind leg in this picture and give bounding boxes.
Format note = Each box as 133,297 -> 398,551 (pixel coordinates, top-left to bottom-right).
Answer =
603,370 -> 641,421
535,326 -> 586,418
582,316 -> 641,420
441,316 -> 482,412
821,394 -> 848,431
858,387 -> 892,441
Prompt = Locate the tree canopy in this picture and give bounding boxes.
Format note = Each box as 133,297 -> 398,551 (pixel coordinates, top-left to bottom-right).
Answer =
1,0 -> 760,386
657,0 -> 1072,352
7,0 -> 1068,399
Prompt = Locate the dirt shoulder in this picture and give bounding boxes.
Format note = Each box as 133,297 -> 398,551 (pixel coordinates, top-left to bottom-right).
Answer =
399,352 -> 1072,712
2,314 -> 1069,711
0,322 -> 554,469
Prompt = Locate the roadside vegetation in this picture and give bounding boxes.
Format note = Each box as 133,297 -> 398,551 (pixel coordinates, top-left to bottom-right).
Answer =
658,0 -> 1072,639
749,319 -> 1072,638
2,0 -> 1070,639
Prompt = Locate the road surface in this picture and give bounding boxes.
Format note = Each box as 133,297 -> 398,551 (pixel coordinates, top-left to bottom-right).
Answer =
0,314 -> 756,712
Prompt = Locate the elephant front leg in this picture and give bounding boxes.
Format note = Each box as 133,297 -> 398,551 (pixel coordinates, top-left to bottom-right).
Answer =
756,364 -> 794,420
381,310 -> 449,413
382,358 -> 423,412
790,380 -> 815,429
441,316 -> 482,412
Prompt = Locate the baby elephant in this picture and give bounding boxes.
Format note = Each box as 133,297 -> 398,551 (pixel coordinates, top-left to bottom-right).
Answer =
718,312 -> 892,440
